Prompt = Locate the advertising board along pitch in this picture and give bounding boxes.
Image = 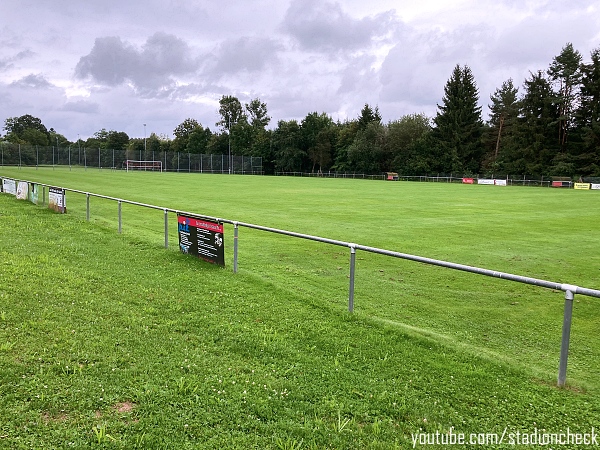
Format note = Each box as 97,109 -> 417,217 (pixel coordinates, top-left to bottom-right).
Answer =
2,178 -> 16,195
48,187 -> 67,213
177,214 -> 225,266
16,181 -> 28,200
574,183 -> 591,190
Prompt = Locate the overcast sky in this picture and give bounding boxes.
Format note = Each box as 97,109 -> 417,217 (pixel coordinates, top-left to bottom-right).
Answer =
1,0 -> 599,142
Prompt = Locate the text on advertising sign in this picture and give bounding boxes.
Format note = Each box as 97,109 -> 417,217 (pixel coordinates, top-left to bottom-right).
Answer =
177,215 -> 225,267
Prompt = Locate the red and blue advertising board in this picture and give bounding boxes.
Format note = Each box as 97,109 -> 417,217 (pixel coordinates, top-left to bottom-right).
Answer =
177,215 -> 225,266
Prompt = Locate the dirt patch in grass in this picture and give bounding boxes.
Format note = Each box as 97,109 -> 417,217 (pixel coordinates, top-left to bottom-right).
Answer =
41,412 -> 68,423
113,402 -> 135,413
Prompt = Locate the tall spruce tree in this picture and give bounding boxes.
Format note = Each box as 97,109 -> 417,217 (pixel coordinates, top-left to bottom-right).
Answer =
432,64 -> 484,174
514,71 -> 559,176
576,47 -> 600,175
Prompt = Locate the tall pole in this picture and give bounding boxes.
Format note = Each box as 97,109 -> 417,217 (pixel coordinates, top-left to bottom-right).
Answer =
78,134 -> 81,165
228,116 -> 231,175
143,123 -> 147,159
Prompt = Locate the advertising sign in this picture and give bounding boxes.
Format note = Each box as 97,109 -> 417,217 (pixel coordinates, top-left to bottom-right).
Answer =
2,178 -> 16,195
177,215 -> 225,266
574,183 -> 591,190
48,186 -> 67,213
16,181 -> 28,200
592,184 -> 600,190
462,178 -> 474,184
29,183 -> 39,204
477,179 -> 494,185
494,179 -> 507,186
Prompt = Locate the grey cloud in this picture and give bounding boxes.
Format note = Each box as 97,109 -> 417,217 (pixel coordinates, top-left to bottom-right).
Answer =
205,37 -> 282,78
10,74 -> 54,89
60,100 -> 100,114
15,49 -> 35,60
419,25 -> 493,65
378,25 -> 490,106
282,0 -> 396,52
75,36 -> 138,86
75,33 -> 198,91
488,13 -> 598,68
499,0 -> 597,11
337,55 -> 378,95
140,32 -> 197,76
0,49 -> 35,71
379,40 -> 451,108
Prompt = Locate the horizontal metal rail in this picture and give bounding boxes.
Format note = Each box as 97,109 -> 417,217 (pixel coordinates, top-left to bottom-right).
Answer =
3,176 -> 600,387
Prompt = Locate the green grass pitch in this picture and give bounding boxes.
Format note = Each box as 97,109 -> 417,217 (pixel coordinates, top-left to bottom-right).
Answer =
1,166 -> 599,448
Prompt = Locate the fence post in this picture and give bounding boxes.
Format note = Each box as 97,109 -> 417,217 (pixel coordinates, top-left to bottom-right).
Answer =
233,222 -> 239,273
42,185 -> 45,206
118,201 -> 122,234
558,287 -> 575,387
164,209 -> 168,248
86,193 -> 90,221
348,244 -> 356,312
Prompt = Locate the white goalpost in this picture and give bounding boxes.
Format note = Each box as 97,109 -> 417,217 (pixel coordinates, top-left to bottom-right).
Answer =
125,160 -> 163,172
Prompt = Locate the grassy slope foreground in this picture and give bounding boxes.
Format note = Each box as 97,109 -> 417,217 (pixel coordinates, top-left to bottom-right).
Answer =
0,169 -> 599,448
3,167 -> 600,388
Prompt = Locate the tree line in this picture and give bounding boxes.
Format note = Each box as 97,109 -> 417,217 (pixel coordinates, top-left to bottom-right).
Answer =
2,42 -> 599,177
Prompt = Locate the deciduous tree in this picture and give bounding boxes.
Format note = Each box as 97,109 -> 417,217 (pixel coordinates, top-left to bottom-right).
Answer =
486,78 -> 519,172
548,43 -> 582,151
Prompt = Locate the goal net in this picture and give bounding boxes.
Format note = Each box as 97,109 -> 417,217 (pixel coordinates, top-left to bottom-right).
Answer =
125,160 -> 163,172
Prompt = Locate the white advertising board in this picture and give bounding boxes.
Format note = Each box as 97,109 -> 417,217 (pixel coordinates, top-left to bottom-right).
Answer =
2,178 -> 16,195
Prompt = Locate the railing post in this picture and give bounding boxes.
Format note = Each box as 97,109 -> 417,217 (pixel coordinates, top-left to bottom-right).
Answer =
558,287 -> 575,387
118,200 -> 122,234
42,185 -> 45,207
86,193 -> 90,221
233,222 -> 239,273
348,244 -> 356,312
164,209 -> 168,248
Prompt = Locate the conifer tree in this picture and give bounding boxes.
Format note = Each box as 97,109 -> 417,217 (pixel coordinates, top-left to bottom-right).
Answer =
576,47 -> 600,175
432,64 -> 484,174
514,71 -> 559,176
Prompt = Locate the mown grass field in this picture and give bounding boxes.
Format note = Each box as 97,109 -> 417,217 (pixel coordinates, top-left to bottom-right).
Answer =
1,166 -> 599,449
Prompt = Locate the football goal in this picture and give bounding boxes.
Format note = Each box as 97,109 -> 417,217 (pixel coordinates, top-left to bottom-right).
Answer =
125,160 -> 163,172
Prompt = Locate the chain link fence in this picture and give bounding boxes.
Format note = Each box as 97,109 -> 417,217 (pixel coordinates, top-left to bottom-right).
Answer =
0,144 -> 263,175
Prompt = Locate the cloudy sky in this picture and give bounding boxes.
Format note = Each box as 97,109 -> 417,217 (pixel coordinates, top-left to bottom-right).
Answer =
1,0 -> 599,142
